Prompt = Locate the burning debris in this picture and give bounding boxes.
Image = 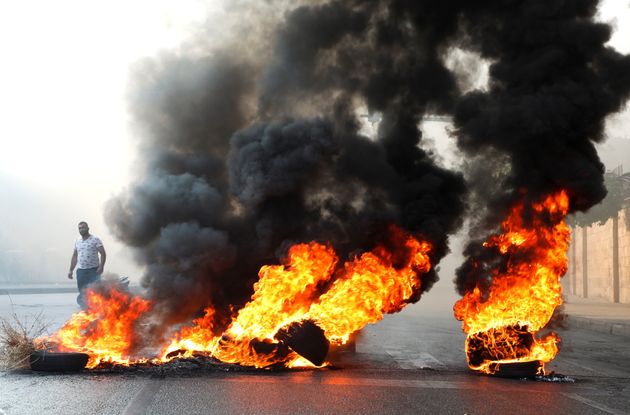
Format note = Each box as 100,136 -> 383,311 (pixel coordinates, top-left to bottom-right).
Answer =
40,226 -> 431,369
488,361 -> 543,379
45,282 -> 153,368
454,191 -> 570,374
452,0 -> 630,376
36,0 -> 630,374
102,0 -> 469,360
274,320 -> 329,367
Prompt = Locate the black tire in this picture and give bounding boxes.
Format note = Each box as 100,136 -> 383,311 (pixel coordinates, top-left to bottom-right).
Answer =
491,360 -> 541,378
30,350 -> 89,372
275,320 -> 329,366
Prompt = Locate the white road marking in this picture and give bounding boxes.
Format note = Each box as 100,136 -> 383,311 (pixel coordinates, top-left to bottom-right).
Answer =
409,352 -> 446,369
122,378 -> 162,415
389,352 -> 447,370
383,347 -> 446,370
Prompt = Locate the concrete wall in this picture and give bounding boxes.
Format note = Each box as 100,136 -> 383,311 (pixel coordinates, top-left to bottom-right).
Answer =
566,207 -> 630,304
619,207 -> 630,304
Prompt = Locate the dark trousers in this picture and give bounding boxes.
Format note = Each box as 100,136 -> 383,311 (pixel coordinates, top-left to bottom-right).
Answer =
76,267 -> 100,309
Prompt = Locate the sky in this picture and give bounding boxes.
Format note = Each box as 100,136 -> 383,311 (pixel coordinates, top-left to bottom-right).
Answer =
0,0 -> 629,284
0,0 -> 220,282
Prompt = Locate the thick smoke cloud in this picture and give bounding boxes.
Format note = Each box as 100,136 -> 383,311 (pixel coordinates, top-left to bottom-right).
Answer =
452,0 -> 630,295
104,0 -> 629,344
105,54 -> 255,333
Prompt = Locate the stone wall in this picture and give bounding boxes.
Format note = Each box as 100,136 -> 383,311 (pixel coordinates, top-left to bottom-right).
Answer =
566,206 -> 630,304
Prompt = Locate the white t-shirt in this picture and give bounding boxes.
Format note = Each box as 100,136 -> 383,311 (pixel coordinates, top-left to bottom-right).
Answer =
75,235 -> 103,269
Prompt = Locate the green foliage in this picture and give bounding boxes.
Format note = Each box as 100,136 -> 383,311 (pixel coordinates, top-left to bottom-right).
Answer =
569,173 -> 626,227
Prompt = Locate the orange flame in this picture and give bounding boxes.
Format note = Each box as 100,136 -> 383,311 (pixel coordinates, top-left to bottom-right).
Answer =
308,231 -> 432,343
46,286 -> 152,368
47,226 -> 432,369
162,242 -> 338,368
162,226 -> 432,368
453,191 -> 570,374
159,306 -> 217,360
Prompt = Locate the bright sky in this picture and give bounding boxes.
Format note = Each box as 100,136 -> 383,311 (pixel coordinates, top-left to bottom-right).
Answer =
599,0 -> 630,141
0,0 -> 220,279
0,0 -> 628,280
0,0 -> 217,187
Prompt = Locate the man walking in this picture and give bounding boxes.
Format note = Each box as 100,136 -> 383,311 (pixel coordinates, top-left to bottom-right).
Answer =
68,221 -> 106,309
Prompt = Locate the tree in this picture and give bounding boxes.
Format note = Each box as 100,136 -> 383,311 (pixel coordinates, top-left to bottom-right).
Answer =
569,173 -> 626,227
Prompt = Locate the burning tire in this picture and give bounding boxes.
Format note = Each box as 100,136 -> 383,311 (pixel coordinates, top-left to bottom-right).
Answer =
29,350 -> 89,372
466,325 -> 535,369
489,361 -> 542,378
275,320 -> 329,366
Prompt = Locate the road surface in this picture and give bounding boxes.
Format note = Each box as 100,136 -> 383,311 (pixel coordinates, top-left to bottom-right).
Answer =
1,292 -> 629,414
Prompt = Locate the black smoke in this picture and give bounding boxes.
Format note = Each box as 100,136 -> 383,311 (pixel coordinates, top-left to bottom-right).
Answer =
103,0 -> 629,346
452,0 -> 630,295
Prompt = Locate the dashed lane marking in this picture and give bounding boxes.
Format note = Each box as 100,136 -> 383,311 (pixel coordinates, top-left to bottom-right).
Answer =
122,378 -> 162,415
386,351 -> 447,370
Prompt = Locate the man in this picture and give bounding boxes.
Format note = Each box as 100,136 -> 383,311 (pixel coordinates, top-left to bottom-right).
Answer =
68,221 -> 106,309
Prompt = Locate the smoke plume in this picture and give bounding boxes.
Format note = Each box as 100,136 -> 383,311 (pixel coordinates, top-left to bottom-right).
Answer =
452,0 -> 630,295
103,0 -> 630,348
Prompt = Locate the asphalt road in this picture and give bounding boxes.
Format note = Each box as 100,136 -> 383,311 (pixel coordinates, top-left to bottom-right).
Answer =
1,292 -> 629,415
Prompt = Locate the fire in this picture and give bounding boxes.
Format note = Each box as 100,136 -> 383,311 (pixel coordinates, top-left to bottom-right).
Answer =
46,286 -> 152,368
162,226 -> 432,368
160,306 -> 217,360
161,242 -> 337,367
212,241 -> 338,367
308,231 -> 432,343
453,191 -> 570,374
46,225 -> 433,369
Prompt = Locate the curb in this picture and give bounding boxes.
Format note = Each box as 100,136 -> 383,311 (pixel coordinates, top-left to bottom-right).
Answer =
566,315 -> 630,338
1,285 -> 142,296
0,288 -> 77,295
